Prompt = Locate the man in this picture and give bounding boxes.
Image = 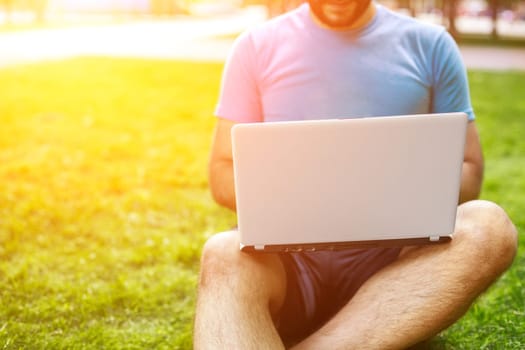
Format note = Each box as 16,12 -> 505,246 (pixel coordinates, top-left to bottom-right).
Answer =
194,0 -> 518,348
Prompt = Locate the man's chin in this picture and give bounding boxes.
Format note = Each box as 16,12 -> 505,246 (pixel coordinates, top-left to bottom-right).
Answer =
310,0 -> 371,29
323,14 -> 357,28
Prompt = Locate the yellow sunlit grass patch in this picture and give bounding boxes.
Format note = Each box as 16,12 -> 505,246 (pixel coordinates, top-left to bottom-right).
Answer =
0,57 -> 235,348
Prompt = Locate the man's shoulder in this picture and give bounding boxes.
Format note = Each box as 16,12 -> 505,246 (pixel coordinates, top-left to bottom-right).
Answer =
374,5 -> 452,55
378,5 -> 446,38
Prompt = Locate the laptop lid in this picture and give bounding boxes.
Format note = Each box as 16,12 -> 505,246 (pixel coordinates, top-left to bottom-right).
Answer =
231,113 -> 468,252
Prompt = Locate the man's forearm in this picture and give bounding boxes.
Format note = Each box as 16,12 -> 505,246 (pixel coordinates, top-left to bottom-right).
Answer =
209,160 -> 237,212
459,161 -> 483,204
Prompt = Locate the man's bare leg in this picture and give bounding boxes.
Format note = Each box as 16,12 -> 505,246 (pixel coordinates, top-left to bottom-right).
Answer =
293,200 -> 518,350
193,230 -> 287,350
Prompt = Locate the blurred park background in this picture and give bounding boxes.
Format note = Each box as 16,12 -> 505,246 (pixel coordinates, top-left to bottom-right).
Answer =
1,0 -> 525,39
1,0 -> 524,349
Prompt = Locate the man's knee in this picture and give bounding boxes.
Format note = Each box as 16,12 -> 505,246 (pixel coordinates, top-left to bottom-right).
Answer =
199,231 -> 241,287
457,200 -> 518,274
198,231 -> 287,299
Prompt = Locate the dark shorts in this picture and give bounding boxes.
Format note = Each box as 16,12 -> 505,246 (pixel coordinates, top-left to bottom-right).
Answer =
276,247 -> 402,346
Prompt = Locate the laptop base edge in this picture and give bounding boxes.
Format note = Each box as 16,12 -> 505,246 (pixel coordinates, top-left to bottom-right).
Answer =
240,236 -> 452,253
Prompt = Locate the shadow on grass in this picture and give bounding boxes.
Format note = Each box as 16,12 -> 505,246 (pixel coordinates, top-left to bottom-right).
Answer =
457,33 -> 525,48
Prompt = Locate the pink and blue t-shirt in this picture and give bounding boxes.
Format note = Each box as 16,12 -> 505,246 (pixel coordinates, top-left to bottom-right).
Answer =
215,3 -> 475,123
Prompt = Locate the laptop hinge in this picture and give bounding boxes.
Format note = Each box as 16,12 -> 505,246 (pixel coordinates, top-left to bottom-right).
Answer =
429,236 -> 440,242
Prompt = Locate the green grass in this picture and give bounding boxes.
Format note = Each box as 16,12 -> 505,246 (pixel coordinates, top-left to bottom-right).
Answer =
0,58 -> 524,349
0,58 -> 236,349
436,70 -> 525,349
457,34 -> 525,48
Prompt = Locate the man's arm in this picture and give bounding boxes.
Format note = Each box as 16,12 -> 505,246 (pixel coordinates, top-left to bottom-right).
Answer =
208,117 -> 482,208
459,121 -> 484,204
208,118 -> 238,211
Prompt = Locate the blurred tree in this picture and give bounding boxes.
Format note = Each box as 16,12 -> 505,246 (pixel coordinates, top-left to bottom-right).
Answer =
397,0 -> 416,16
0,0 -> 14,23
244,0 -> 303,17
443,0 -> 458,40
488,0 -> 499,39
442,0 -> 508,41
1,0 -> 48,24
30,0 -> 48,23
150,0 -> 188,16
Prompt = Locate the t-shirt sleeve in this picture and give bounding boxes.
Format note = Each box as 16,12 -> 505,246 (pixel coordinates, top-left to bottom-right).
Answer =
431,30 -> 475,121
214,32 -> 263,123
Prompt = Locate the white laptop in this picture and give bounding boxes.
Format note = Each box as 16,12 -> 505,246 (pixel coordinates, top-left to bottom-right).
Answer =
231,113 -> 468,252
